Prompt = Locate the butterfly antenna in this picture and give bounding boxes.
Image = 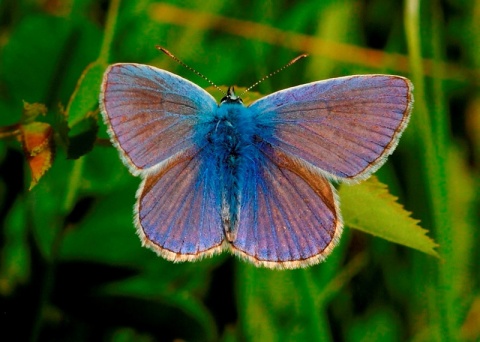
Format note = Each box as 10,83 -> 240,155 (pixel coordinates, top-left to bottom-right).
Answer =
156,46 -> 226,95
240,53 -> 308,97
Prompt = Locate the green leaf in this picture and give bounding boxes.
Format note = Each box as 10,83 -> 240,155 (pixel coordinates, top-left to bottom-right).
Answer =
339,177 -> 439,258
65,61 -> 106,159
66,61 -> 106,128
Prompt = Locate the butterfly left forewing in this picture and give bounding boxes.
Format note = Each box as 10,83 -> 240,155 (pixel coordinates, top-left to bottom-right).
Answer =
100,63 -> 217,175
230,145 -> 342,269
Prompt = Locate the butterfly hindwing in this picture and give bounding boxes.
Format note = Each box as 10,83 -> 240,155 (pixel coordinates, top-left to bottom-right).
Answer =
230,145 -> 342,269
136,148 -> 225,261
100,63 -> 217,174
249,75 -> 413,182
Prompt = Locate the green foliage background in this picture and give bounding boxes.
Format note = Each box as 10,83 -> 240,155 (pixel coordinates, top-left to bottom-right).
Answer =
0,0 -> 479,341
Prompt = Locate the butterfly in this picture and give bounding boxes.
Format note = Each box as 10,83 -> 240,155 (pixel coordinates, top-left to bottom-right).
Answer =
99,54 -> 413,269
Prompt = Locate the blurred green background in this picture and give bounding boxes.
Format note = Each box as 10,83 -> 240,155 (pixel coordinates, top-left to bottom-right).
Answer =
0,0 -> 479,341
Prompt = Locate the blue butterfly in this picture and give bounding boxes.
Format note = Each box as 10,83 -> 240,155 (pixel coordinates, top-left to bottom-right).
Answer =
99,53 -> 413,269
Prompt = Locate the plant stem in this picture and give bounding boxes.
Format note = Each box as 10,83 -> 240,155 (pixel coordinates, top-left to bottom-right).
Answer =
404,0 -> 454,340
99,0 -> 121,64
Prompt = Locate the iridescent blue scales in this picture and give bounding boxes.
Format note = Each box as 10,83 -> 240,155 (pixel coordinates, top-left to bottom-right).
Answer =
100,63 -> 413,269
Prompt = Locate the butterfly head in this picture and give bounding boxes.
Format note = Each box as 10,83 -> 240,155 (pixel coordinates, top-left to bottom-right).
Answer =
221,86 -> 243,105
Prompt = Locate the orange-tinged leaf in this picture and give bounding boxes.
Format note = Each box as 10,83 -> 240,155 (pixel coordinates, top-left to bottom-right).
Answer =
22,123 -> 50,156
19,122 -> 55,190
22,101 -> 47,123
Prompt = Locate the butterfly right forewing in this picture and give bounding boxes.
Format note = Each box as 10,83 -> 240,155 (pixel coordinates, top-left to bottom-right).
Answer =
249,75 -> 413,182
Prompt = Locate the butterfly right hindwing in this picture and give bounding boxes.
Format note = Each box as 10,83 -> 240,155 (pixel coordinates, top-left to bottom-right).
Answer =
230,144 -> 343,269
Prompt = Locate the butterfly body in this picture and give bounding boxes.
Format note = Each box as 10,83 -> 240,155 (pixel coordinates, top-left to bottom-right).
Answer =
100,63 -> 413,269
199,92 -> 262,242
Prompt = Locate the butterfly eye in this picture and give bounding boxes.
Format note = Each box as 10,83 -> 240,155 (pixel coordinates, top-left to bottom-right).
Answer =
221,86 -> 243,104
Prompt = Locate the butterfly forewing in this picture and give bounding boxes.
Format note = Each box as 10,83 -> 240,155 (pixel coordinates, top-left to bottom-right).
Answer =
249,75 -> 413,181
100,63 -> 217,174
